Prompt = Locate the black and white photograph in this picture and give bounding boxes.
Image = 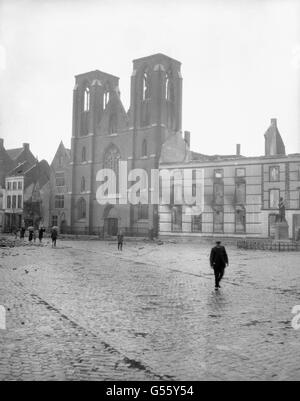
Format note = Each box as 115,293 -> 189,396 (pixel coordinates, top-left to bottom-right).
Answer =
0,0 -> 300,386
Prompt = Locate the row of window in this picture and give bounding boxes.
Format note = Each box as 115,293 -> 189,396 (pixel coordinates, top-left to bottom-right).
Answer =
83,87 -> 110,113
54,166 -> 296,185
82,70 -> 175,116
214,168 -> 245,179
6,181 -> 23,191
215,166 -> 299,182
6,195 -> 23,209
171,208 -> 246,234
267,189 -> 300,209
142,69 -> 174,102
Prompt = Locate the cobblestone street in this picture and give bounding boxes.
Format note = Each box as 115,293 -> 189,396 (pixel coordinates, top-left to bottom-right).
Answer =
0,237 -> 300,381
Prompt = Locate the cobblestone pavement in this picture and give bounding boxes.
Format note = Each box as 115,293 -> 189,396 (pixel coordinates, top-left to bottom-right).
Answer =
0,237 -> 300,381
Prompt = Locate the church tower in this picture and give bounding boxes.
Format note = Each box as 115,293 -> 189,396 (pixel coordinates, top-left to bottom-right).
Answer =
128,53 -> 183,233
69,54 -> 183,236
70,70 -> 120,232
129,53 -> 182,159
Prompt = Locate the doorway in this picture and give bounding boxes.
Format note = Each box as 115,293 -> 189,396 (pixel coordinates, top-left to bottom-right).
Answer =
105,218 -> 118,236
293,214 -> 300,240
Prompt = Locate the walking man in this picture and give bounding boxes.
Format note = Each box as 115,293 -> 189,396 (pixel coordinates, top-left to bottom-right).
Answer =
51,227 -> 58,248
210,240 -> 229,290
38,226 -> 45,243
20,226 -> 25,241
117,232 -> 124,251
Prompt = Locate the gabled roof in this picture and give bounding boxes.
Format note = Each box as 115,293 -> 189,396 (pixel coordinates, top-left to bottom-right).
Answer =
6,148 -> 24,160
50,141 -> 71,167
7,161 -> 34,177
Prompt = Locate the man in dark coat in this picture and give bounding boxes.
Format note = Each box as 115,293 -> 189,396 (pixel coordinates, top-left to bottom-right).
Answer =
51,228 -> 58,248
117,233 -> 124,251
210,241 -> 229,290
38,227 -> 45,243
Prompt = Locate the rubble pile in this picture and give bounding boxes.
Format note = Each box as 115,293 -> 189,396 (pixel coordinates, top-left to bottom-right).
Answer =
0,238 -> 16,248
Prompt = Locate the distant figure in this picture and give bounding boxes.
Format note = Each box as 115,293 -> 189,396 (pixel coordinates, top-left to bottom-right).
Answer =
20,227 -> 26,240
117,233 -> 124,251
51,227 -> 58,248
38,227 -> 45,243
28,227 -> 34,243
210,241 -> 229,290
12,226 -> 18,240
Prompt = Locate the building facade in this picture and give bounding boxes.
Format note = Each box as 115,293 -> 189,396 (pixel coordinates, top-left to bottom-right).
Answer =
159,119 -> 300,239
1,155 -> 50,232
49,142 -> 72,232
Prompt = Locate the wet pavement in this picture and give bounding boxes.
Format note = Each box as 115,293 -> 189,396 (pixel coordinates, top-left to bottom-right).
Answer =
0,237 -> 300,381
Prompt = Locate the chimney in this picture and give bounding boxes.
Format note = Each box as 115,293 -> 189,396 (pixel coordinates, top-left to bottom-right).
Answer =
236,144 -> 241,156
23,143 -> 29,151
184,131 -> 191,148
271,118 -> 277,127
0,138 -> 3,149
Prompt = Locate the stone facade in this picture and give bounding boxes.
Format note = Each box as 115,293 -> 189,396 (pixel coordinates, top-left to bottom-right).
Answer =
0,139 -> 50,232
159,119 -> 300,239
69,53 -> 182,235
49,142 -> 72,231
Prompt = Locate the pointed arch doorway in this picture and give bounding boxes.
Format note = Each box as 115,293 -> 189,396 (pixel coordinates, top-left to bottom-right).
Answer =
103,205 -> 119,236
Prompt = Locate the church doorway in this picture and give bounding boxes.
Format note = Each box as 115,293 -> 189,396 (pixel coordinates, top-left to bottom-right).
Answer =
60,220 -> 68,234
105,218 -> 118,236
293,214 -> 300,241
103,205 -> 119,236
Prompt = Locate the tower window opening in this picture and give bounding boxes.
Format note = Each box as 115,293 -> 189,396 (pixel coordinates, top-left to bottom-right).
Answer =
165,71 -> 174,102
82,147 -> 86,162
84,87 -> 90,112
142,139 -> 147,157
109,113 -> 118,134
103,90 -> 110,110
142,70 -> 150,101
81,176 -> 86,192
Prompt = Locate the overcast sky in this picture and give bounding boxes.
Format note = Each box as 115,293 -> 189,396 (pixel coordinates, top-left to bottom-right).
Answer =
0,0 -> 299,163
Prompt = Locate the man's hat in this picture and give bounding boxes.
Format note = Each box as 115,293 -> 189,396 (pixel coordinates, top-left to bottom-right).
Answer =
216,240 -> 221,244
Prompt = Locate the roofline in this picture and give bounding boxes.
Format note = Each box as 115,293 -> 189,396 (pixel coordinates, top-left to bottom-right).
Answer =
6,148 -> 23,160
75,69 -> 119,80
133,53 -> 181,66
160,153 -> 300,168
6,161 -> 27,176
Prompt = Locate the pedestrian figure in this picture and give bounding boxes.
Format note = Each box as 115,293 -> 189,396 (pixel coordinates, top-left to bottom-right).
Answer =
51,226 -> 58,248
38,227 -> 45,243
28,226 -> 34,243
117,232 -> 124,251
210,240 -> 229,290
20,227 -> 25,240
12,225 -> 18,240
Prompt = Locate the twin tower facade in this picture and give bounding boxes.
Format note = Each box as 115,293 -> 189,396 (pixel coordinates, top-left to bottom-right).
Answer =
70,53 -> 183,235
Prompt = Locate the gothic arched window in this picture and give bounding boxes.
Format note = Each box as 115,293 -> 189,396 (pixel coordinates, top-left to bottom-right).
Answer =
104,145 -> 121,173
109,113 -> 118,134
77,198 -> 86,219
142,69 -> 150,101
81,176 -> 86,192
81,83 -> 90,136
84,87 -> 90,111
142,139 -> 147,157
165,70 -> 174,102
82,147 -> 86,162
103,84 -> 110,110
